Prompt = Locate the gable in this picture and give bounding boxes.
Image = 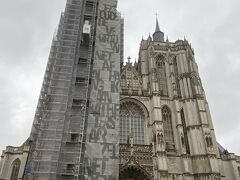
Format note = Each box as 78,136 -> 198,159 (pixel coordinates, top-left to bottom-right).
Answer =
120,62 -> 142,90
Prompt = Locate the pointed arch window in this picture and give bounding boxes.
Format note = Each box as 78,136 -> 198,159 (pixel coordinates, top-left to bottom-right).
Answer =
120,102 -> 145,145
180,109 -> 190,154
156,56 -> 168,96
162,106 -> 175,152
173,57 -> 181,97
10,158 -> 21,180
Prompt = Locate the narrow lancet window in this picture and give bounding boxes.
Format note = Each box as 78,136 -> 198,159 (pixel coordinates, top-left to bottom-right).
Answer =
180,109 -> 190,154
156,56 -> 168,96
173,57 -> 181,97
162,106 -> 175,152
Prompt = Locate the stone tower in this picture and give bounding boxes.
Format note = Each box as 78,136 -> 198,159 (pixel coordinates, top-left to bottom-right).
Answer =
119,19 -> 240,180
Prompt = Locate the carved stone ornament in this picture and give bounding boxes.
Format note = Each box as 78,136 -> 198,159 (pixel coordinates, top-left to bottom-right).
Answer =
120,156 -> 153,180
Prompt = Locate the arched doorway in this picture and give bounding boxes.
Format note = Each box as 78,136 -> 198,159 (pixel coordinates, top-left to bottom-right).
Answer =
120,165 -> 152,180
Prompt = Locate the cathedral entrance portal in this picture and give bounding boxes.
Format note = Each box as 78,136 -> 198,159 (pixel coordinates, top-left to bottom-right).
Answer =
120,165 -> 152,180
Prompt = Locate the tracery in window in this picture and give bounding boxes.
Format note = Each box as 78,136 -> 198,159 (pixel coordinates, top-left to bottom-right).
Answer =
156,55 -> 168,96
120,102 -> 145,145
10,158 -> 21,180
180,109 -> 190,154
162,106 -> 175,152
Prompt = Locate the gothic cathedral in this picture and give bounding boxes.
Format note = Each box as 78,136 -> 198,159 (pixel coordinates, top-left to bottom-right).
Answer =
118,19 -> 240,180
0,0 -> 240,179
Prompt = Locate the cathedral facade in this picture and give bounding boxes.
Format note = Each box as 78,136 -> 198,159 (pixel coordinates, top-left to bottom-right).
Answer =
0,0 -> 240,179
118,20 -> 240,180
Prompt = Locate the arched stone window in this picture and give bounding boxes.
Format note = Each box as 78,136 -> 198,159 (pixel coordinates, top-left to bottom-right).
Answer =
10,158 -> 21,180
120,102 -> 145,145
156,55 -> 168,96
180,109 -> 190,154
162,106 -> 175,152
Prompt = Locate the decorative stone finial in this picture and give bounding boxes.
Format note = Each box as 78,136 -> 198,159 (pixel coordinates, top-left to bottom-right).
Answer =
127,56 -> 131,63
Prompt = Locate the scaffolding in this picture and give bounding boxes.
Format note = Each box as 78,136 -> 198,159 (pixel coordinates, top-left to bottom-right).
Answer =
24,0 -> 98,179
59,0 -> 98,179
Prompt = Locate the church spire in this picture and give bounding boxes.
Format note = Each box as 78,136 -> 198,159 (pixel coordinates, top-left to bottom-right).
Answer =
155,17 -> 161,32
153,17 -> 165,42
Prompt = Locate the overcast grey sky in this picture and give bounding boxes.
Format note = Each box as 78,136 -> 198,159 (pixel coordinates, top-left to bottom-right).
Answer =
0,0 -> 239,155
